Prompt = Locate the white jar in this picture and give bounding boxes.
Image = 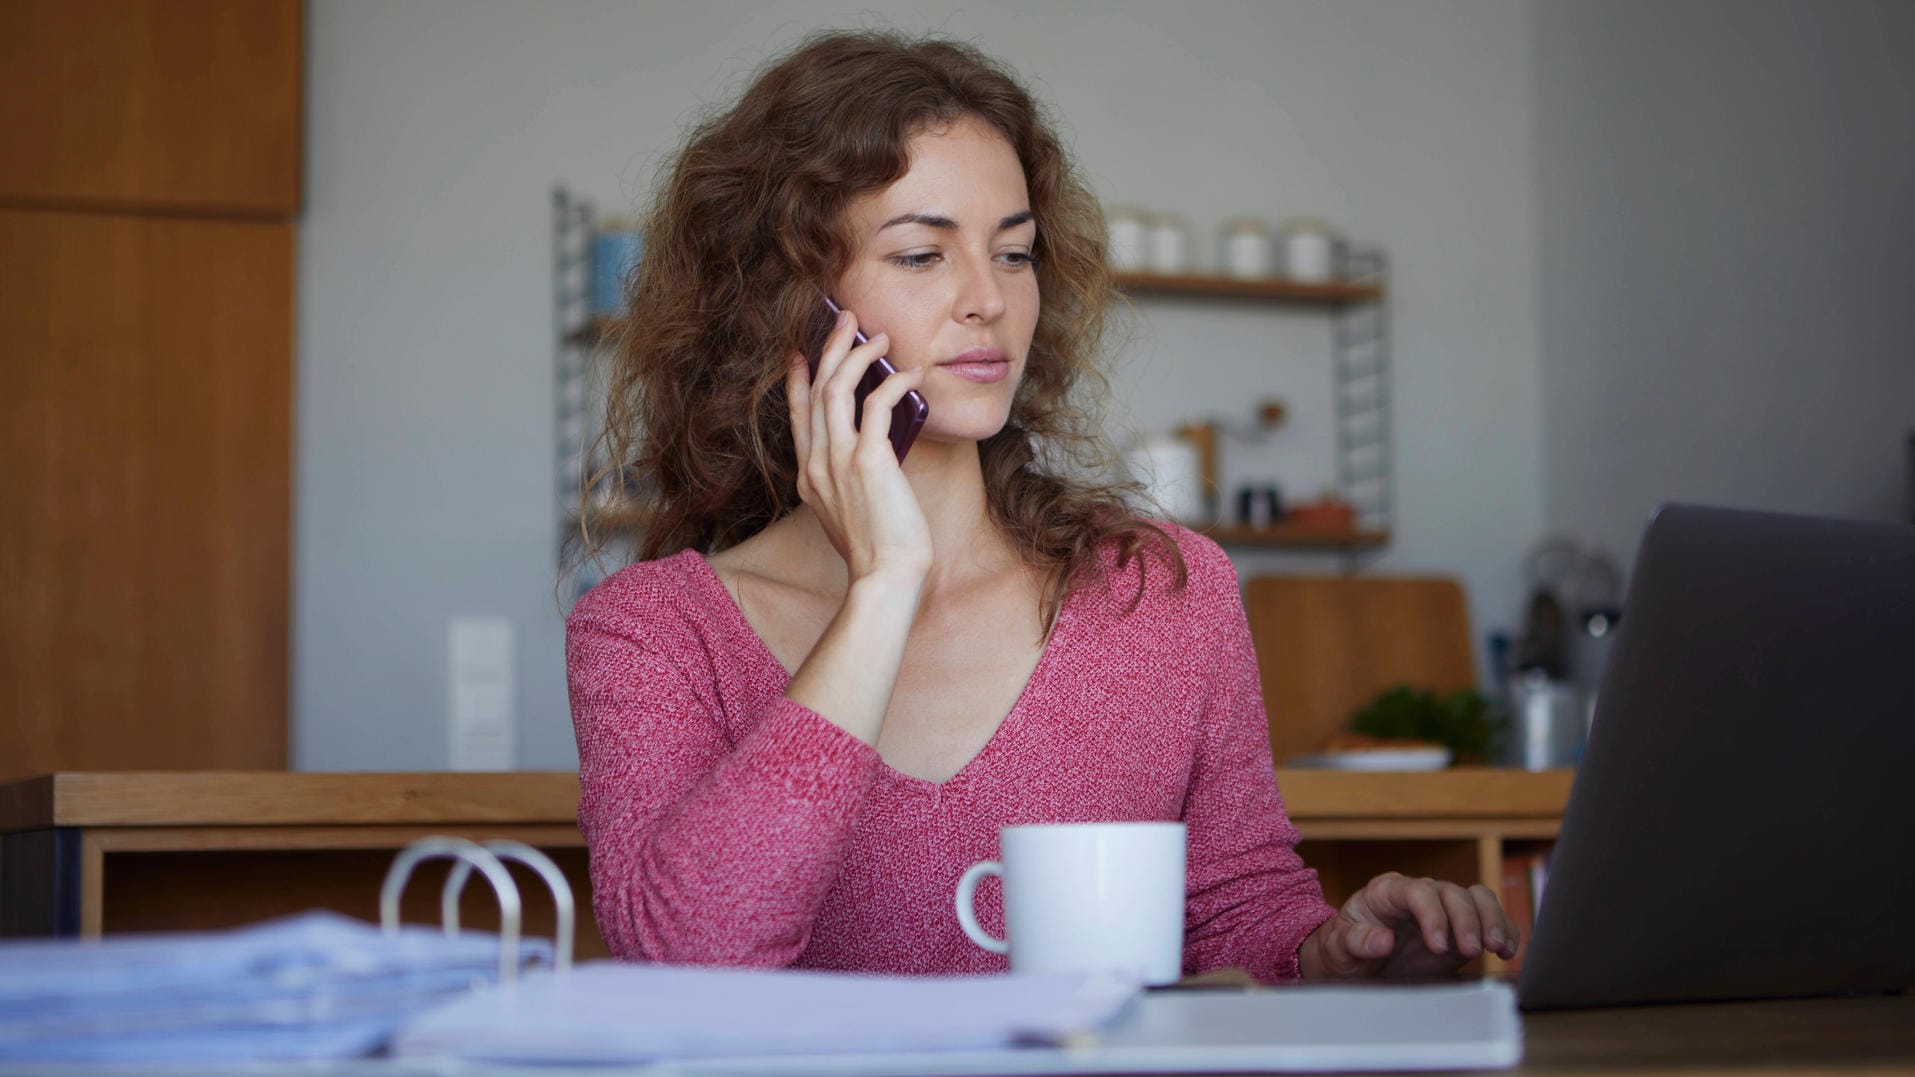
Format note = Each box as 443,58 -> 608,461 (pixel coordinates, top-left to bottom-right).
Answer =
1124,434 -> 1205,523
1106,206 -> 1148,272
1147,214 -> 1188,275
1221,218 -> 1275,279
1279,217 -> 1339,282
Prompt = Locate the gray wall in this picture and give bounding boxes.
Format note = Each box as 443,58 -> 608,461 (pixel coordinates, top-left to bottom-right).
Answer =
1531,0 -> 1915,568
295,0 -> 1547,770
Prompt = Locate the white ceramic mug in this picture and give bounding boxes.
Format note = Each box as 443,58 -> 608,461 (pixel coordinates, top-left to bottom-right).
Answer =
954,821 -> 1186,985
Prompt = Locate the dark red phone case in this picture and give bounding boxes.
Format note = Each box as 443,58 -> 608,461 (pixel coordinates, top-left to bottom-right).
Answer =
808,297 -> 930,462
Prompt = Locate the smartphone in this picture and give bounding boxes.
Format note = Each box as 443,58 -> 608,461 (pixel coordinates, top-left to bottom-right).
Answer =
807,294 -> 930,462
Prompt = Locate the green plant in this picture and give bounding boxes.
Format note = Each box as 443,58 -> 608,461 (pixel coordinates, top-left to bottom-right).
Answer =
1348,685 -> 1509,764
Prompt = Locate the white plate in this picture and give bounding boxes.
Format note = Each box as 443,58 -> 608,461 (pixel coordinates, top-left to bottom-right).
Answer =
1286,747 -> 1453,771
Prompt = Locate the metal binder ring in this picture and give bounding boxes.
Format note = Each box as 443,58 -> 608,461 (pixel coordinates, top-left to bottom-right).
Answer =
379,837 -> 523,986
441,840 -> 576,973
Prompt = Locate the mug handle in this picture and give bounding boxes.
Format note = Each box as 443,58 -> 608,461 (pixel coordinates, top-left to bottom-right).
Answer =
955,860 -> 1008,955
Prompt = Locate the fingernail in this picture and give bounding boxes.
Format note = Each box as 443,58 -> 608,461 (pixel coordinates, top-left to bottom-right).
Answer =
1433,932 -> 1447,953
837,310 -> 850,325
1487,929 -> 1503,949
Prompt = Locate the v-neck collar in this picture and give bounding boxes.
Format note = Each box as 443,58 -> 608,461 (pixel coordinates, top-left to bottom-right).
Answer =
681,549 -> 1075,792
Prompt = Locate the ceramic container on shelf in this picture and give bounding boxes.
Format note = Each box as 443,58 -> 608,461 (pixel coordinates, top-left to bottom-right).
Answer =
1123,434 -> 1205,524
1220,218 -> 1275,279
1105,206 -> 1148,272
1278,217 -> 1340,283
1147,213 -> 1189,275
591,218 -> 643,316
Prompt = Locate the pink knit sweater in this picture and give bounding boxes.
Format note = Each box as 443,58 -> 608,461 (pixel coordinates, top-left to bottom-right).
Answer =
566,525 -> 1338,983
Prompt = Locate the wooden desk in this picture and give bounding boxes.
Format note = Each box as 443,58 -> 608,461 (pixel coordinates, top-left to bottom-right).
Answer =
0,769 -> 1904,1075
1497,991 -> 1915,1075
0,769 -> 1573,969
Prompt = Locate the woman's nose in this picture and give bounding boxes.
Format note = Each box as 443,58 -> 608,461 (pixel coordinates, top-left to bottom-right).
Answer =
954,257 -> 1007,324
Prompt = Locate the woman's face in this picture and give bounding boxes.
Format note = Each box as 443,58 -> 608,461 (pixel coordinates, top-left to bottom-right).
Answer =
832,114 -> 1040,449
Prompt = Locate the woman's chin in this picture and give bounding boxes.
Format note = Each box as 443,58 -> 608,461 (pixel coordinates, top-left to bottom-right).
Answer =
905,396 -> 1015,446
907,414 -> 1014,453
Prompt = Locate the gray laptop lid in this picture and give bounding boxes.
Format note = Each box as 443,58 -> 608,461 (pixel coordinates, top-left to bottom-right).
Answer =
1518,504 -> 1915,1010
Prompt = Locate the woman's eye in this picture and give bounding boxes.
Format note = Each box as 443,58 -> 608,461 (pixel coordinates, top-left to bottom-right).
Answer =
997,250 -> 1036,268
891,251 -> 942,269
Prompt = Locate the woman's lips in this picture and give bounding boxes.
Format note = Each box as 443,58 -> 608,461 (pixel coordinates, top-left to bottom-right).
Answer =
938,349 -> 1010,383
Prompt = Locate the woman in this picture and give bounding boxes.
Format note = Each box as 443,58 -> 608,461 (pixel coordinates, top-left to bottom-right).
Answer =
568,29 -> 1517,983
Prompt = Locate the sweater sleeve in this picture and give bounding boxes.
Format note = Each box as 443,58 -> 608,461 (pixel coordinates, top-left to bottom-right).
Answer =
566,588 -> 882,966
1177,541 -> 1339,983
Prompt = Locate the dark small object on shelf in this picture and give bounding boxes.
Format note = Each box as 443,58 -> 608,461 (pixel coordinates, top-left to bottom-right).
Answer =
1235,484 -> 1283,528
1349,685 -> 1509,765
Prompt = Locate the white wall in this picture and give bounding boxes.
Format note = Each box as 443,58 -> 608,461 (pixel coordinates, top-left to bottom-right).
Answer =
1531,0 -> 1915,569
296,0 -> 1545,770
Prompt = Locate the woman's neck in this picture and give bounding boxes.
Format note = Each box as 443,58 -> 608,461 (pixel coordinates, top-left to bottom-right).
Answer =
899,438 -> 1016,591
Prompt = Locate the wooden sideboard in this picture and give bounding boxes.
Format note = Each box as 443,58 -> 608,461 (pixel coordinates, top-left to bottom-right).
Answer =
0,769 -> 1572,969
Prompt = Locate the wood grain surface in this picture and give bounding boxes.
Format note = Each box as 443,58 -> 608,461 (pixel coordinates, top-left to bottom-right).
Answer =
1509,991 -> 1915,1075
0,211 -> 292,782
0,773 -> 582,831
0,0 -> 301,214
0,769 -> 1562,832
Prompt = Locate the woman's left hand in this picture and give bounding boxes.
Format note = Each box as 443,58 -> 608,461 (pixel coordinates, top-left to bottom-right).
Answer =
1298,872 -> 1519,980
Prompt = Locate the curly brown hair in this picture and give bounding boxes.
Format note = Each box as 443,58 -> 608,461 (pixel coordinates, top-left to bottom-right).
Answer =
579,29 -> 1185,626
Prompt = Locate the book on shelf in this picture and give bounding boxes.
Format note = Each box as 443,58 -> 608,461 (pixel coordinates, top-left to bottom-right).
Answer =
1500,850 -> 1554,974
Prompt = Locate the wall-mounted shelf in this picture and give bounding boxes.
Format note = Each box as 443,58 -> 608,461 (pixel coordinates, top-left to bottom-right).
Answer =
552,189 -> 1393,572
1117,253 -> 1394,567
553,187 -> 633,600
571,277 -> 1382,345
1114,272 -> 1383,305
1200,522 -> 1391,550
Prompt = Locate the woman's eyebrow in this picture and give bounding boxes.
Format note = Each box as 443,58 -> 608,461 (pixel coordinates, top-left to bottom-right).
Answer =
878,210 -> 1036,233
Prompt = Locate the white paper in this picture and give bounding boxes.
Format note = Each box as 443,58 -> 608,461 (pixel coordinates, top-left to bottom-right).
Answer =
655,980 -> 1523,1075
392,963 -> 1141,1065
0,912 -> 549,1063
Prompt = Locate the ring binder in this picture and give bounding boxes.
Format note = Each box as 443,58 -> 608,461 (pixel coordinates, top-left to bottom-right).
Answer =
378,837 -> 524,985
441,840 -> 577,973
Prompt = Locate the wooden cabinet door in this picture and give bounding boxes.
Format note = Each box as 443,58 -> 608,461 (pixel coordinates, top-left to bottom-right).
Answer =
0,0 -> 302,214
0,210 -> 291,779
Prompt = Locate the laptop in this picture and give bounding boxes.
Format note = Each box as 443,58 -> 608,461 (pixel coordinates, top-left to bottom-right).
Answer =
1518,503 -> 1915,1010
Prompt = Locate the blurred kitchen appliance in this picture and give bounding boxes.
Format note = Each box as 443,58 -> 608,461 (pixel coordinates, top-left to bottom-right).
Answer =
1510,536 -> 1624,753
1506,670 -> 1584,769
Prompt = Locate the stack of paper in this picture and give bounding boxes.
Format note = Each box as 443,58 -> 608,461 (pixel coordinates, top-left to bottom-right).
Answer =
392,963 -> 1142,1065
0,911 -> 549,1063
398,975 -> 1519,1074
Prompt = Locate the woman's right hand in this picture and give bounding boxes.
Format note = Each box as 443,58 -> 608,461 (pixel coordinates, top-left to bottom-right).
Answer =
786,309 -> 933,584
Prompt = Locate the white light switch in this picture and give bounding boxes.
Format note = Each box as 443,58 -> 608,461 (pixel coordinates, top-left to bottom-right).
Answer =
448,617 -> 515,771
